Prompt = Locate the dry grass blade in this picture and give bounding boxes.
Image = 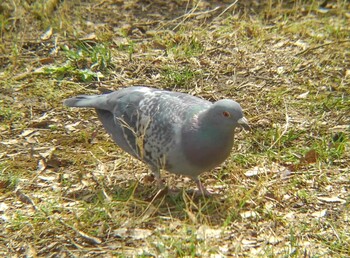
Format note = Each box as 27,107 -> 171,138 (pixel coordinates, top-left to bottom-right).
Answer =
59,219 -> 102,245
215,0 -> 239,19
268,100 -> 290,150
295,39 -> 350,56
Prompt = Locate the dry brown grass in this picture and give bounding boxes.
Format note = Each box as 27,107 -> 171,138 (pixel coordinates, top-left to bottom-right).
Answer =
0,0 -> 349,257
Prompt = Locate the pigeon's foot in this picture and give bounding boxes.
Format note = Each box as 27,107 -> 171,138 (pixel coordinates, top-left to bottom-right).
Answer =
155,175 -> 165,189
195,178 -> 213,197
149,167 -> 165,188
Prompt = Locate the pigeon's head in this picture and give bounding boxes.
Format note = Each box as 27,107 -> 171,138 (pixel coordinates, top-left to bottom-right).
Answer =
209,99 -> 250,130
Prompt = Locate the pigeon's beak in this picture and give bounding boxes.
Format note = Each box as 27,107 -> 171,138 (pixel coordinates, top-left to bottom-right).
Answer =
238,117 -> 250,131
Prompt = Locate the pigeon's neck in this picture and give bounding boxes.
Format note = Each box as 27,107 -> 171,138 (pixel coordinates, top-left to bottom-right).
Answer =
182,112 -> 234,171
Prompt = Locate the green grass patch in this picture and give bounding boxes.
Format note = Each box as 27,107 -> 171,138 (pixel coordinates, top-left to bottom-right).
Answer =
162,66 -> 200,89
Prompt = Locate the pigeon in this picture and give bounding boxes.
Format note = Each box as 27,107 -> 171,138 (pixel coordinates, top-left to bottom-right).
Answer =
64,86 -> 249,195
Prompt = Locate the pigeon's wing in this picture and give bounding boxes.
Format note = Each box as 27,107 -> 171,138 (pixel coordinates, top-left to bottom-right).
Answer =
110,87 -> 211,168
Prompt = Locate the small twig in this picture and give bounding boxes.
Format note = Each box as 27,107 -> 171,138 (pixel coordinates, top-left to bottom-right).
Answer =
173,0 -> 238,29
93,0 -> 109,8
329,222 -> 341,242
59,219 -> 102,245
295,40 -> 350,56
172,1 -> 200,30
172,4 -> 221,30
215,0 -> 239,19
142,187 -> 168,215
16,190 -> 38,210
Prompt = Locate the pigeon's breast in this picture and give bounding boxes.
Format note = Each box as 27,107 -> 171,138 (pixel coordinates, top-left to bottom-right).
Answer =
179,119 -> 235,176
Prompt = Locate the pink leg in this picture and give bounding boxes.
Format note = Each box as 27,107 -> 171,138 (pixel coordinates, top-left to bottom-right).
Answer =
151,167 -> 165,188
195,178 -> 212,196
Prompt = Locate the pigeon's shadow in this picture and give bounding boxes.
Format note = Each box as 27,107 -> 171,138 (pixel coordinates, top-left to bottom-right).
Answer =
119,183 -> 230,225
64,181 -> 231,225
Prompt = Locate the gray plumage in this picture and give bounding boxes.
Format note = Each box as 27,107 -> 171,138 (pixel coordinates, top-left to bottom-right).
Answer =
64,86 -> 249,195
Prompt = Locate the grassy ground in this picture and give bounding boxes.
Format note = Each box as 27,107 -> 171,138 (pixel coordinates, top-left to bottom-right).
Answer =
0,0 -> 349,257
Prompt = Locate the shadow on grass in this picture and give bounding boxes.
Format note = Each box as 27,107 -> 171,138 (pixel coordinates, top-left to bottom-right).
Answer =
63,180 -> 240,226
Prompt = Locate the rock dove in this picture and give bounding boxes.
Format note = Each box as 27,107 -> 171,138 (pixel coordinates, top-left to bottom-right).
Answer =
64,86 -> 249,195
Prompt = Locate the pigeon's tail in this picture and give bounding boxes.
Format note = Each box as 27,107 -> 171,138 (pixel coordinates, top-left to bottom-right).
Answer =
64,95 -> 110,110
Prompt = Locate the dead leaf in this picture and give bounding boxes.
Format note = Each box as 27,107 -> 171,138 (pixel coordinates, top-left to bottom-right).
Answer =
297,91 -> 309,99
0,214 -> 9,222
245,166 -> 268,177
283,212 -> 295,219
24,243 -> 37,258
36,159 -> 47,173
267,235 -> 281,245
242,239 -> 258,247
240,211 -> 258,219
20,129 -> 36,137
317,7 -> 330,13
289,149 -> 318,171
283,194 -> 292,201
256,118 -> 271,127
287,163 -> 300,172
113,228 -> 127,238
152,41 -> 167,50
90,129 -> 99,143
0,180 -> 8,189
16,190 -> 37,210
76,229 -> 102,245
245,163 -> 290,178
1,139 -> 19,145
277,66 -> 284,74
197,225 -> 222,240
38,175 -> 56,182
39,57 -> 55,65
325,185 -> 333,192
273,41 -> 287,48
311,209 -> 327,218
39,147 -> 56,159
317,196 -> 346,204
46,156 -> 63,168
79,33 -> 97,41
294,39 -> 309,49
113,228 -> 153,240
302,149 -> 318,164
345,69 -> 350,77
0,202 -> 8,212
31,120 -> 53,128
64,121 -> 81,132
41,27 -> 53,40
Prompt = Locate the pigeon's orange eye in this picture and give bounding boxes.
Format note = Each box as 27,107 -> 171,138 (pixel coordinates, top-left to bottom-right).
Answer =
223,111 -> 230,118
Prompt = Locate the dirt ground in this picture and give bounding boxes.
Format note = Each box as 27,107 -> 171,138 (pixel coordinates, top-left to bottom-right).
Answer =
0,0 -> 349,257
